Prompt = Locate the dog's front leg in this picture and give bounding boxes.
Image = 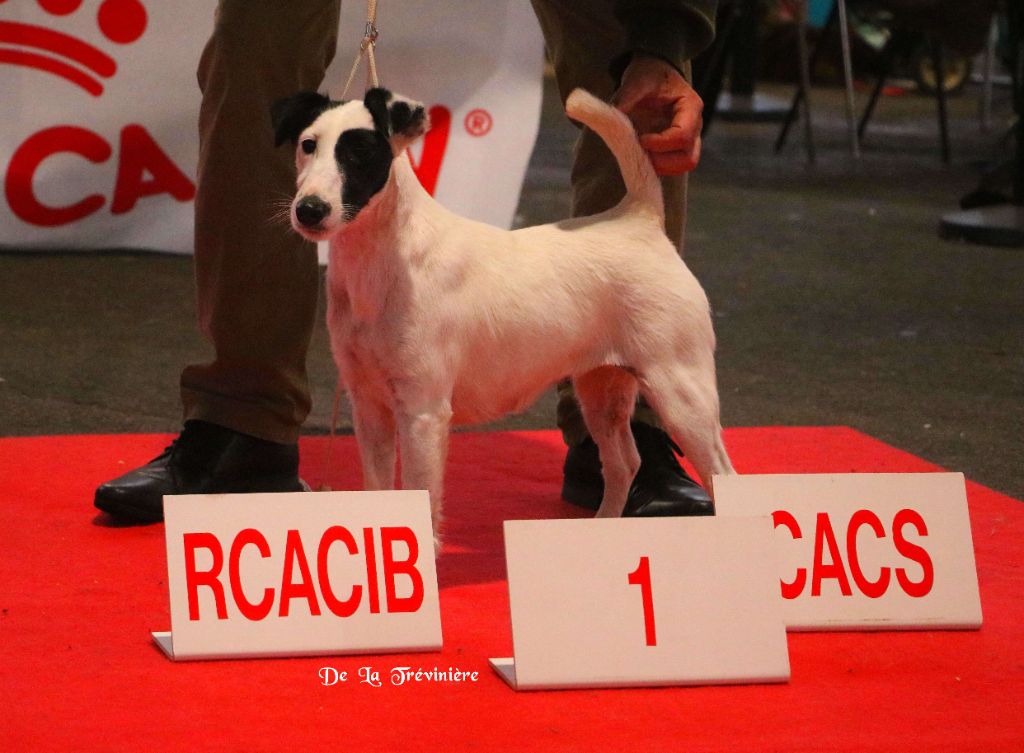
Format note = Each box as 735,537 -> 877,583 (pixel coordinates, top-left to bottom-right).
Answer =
396,401 -> 452,548
350,392 -> 397,491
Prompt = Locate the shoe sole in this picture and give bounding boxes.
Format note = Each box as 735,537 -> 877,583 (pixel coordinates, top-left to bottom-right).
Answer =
94,476 -> 309,524
561,479 -> 714,518
94,493 -> 165,524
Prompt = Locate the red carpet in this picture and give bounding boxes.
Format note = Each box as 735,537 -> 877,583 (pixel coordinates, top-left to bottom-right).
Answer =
1,427 -> 1021,752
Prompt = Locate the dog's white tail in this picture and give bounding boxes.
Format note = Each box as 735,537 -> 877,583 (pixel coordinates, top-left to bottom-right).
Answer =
564,88 -> 663,217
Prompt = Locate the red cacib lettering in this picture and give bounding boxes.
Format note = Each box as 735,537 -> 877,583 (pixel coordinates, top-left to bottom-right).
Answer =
5,125 -> 110,226
380,527 -> 425,613
183,532 -> 227,621
893,509 -> 934,597
771,510 -> 807,599
229,528 -> 274,621
363,527 -> 382,614
811,512 -> 853,597
317,526 -> 362,618
279,529 -> 322,617
183,526 -> 429,621
846,510 -> 891,598
110,124 -> 195,213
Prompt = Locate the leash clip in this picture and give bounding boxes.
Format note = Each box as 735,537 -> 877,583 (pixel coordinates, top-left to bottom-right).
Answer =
341,9 -> 381,99
360,21 -> 379,50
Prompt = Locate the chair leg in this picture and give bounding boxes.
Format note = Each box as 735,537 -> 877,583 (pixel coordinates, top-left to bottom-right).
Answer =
980,17 -> 998,132
697,2 -> 742,137
857,68 -> 887,141
836,0 -> 860,157
857,30 -> 905,142
931,37 -> 951,164
794,0 -> 816,162
774,1 -> 837,154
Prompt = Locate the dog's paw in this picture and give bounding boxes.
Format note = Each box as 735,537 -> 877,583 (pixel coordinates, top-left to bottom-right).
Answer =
432,533 -> 443,559
431,514 -> 444,558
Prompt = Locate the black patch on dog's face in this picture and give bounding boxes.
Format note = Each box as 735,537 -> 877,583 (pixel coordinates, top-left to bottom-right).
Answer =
332,88 -> 425,222
335,128 -> 392,221
273,88 -> 426,224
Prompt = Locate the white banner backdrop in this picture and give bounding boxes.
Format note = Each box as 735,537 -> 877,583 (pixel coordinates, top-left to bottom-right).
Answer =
0,1 -> 544,254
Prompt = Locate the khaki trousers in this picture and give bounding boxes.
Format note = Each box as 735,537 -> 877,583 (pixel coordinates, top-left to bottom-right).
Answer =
180,0 -> 687,446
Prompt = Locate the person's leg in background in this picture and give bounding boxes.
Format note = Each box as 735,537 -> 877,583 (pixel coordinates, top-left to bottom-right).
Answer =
94,0 -> 341,522
530,0 -> 714,516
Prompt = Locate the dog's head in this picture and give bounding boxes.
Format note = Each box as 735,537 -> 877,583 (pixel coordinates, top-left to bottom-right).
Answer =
271,87 -> 428,240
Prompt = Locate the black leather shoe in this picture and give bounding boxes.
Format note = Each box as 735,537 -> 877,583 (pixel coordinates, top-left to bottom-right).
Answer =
94,420 -> 305,523
561,421 -> 714,517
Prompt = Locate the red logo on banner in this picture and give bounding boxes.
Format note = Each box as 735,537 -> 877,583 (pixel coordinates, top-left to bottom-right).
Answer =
464,108 -> 493,137
5,124 -> 196,226
1,1 -> 466,230
1,0 -> 197,227
0,0 -> 147,96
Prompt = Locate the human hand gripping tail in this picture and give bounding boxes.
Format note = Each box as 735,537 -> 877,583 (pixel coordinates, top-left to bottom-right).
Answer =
612,54 -> 704,176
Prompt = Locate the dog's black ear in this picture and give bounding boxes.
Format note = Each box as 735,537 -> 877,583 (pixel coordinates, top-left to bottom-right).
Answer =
271,91 -> 332,147
363,87 -> 393,135
363,87 -> 428,153
388,97 -> 428,142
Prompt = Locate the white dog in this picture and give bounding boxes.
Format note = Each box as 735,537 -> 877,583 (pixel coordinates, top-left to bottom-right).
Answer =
272,87 -> 735,540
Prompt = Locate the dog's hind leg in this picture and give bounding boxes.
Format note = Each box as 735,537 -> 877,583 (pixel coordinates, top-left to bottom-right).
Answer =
637,364 -> 735,500
350,392 -> 397,491
573,366 -> 641,518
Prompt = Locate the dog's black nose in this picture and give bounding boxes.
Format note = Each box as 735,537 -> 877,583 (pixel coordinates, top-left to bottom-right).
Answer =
295,196 -> 330,227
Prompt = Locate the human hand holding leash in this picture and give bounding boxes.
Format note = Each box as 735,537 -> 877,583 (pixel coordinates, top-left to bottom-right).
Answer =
613,55 -> 704,176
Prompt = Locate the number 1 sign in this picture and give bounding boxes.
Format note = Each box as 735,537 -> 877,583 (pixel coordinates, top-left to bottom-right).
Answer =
489,517 -> 791,690
628,556 -> 657,646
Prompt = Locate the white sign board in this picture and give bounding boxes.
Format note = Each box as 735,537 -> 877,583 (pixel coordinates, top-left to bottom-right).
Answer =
490,517 -> 790,690
155,490 -> 442,661
714,473 -> 983,631
1,1 -> 543,253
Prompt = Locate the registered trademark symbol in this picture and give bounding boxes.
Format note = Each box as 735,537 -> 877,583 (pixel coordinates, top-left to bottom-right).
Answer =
463,109 -> 493,137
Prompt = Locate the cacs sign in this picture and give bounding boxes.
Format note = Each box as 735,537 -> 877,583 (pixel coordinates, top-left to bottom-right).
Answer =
1,0 -> 544,253
714,473 -> 983,631
769,507 -> 934,601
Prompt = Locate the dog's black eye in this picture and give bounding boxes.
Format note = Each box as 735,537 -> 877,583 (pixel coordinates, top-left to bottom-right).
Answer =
301,138 -> 316,155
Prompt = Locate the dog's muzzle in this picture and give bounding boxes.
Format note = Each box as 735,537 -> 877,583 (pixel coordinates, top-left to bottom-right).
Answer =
295,196 -> 331,229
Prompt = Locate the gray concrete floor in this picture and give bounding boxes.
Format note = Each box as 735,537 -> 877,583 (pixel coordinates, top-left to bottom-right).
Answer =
2,79 -> 1021,500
